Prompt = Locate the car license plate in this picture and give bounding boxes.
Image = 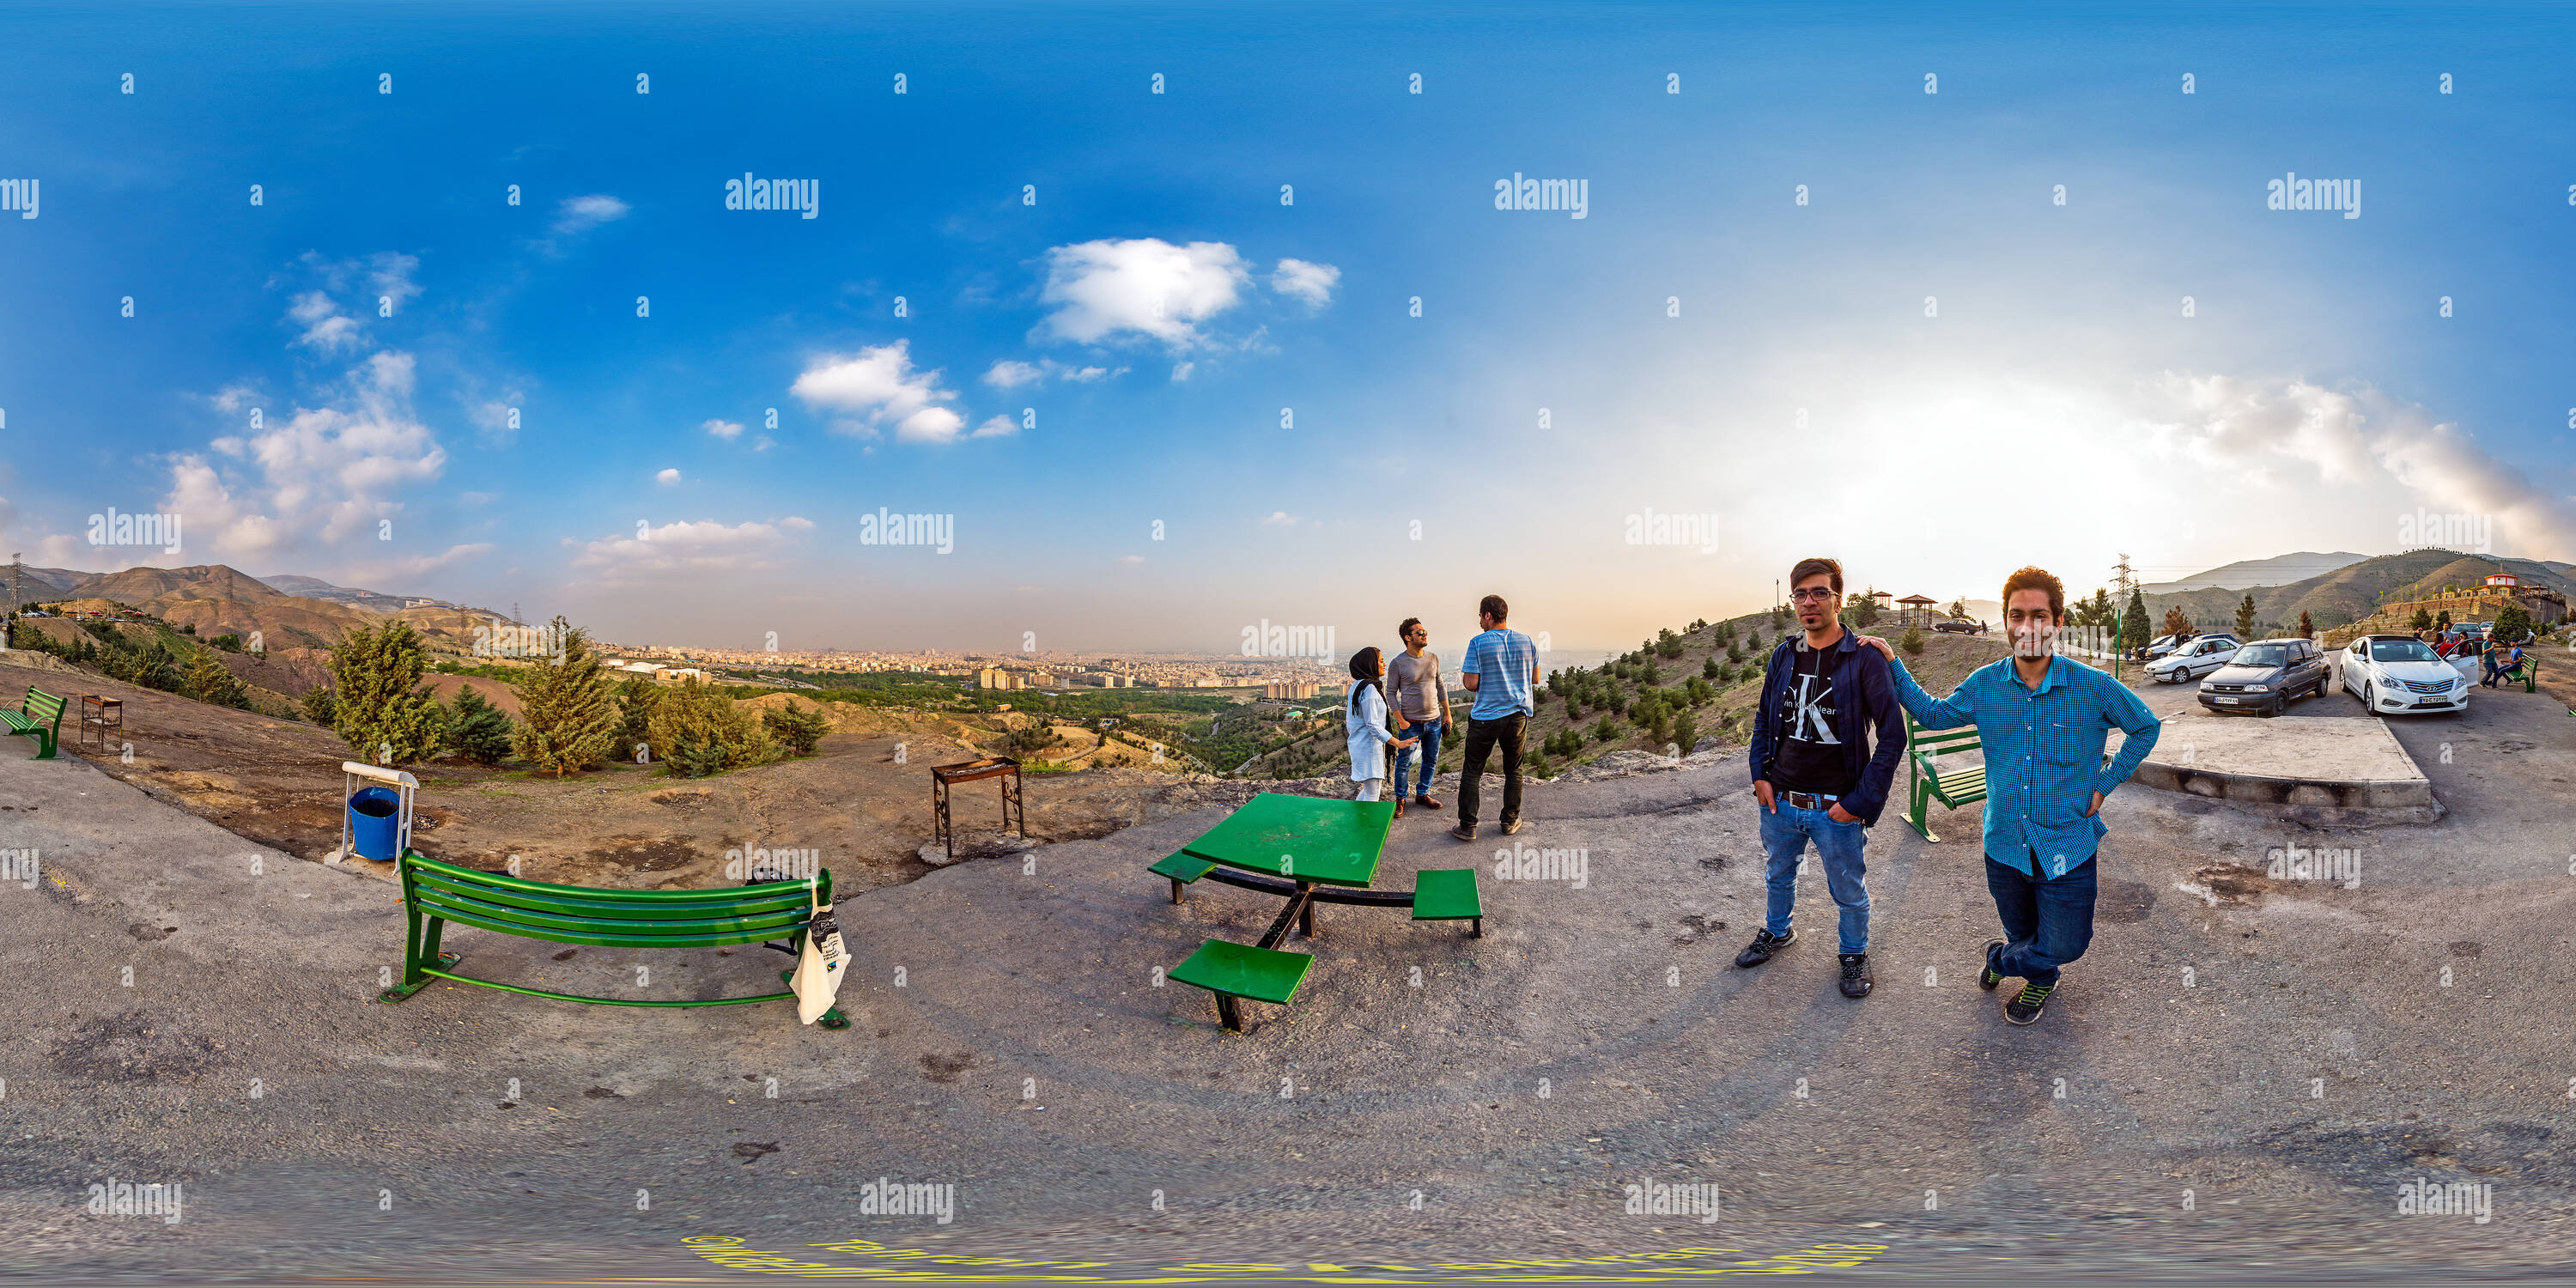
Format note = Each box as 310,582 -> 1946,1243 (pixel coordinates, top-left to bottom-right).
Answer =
2210,696 -> 2239,704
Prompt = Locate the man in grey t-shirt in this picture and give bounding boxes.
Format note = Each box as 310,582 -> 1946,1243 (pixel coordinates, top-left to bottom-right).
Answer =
1388,617 -> 1447,813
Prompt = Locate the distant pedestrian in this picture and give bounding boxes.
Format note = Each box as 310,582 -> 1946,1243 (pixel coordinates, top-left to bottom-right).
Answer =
1451,594 -> 1540,842
1387,617 -> 1448,818
1345,647 -> 1417,804
2482,640 -> 2525,688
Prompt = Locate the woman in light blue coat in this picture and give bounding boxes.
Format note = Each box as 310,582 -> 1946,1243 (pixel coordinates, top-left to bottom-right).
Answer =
1346,647 -> 1419,806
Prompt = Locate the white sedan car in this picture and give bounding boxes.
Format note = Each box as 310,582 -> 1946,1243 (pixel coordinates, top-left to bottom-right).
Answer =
2341,635 -> 2470,715
2145,635 -> 2242,683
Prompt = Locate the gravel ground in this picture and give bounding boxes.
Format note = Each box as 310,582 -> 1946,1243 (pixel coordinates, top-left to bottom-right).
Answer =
2,665 -> 2572,1284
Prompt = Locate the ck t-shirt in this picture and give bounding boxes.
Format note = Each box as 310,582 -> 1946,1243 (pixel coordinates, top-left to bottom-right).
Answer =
1771,643 -> 1854,797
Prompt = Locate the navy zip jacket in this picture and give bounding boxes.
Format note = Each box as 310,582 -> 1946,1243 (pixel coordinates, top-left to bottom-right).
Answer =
1747,628 -> 1908,825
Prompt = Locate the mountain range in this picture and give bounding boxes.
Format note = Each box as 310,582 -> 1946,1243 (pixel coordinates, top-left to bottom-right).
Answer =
2139,550 -> 2576,635
9,563 -> 505,652
2137,551 -> 2368,594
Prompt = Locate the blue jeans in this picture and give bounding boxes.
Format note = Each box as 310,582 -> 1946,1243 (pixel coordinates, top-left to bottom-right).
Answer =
1393,717 -> 1443,799
1984,854 -> 2098,987
1758,801 -> 1870,955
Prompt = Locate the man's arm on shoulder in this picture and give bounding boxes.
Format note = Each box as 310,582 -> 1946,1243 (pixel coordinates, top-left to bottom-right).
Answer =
1843,648 -> 1909,822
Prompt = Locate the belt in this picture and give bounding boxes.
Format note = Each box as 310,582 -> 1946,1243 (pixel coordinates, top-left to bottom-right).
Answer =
1783,790 -> 1839,811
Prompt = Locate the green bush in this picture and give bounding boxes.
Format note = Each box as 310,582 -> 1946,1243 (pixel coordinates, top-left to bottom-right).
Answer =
647,677 -> 778,775
185,652 -> 249,709
513,619 -> 623,776
1670,711 -> 1698,753
444,684 -> 518,766
1900,624 -> 1924,656
300,685 -> 337,727
210,633 -> 244,653
762,699 -> 832,756
328,622 -> 448,765
1702,657 -> 1720,680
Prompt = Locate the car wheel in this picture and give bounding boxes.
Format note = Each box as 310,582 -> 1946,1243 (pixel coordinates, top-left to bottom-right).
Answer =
2362,681 -> 2376,714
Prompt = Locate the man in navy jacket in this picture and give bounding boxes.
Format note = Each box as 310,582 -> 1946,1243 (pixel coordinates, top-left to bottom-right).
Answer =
1739,556 -> 1909,998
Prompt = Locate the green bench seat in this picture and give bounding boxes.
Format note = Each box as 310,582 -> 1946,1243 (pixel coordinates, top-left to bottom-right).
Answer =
1169,937 -> 1314,1032
376,851 -> 848,1029
1903,713 -> 1985,843
1148,849 -> 1218,904
2494,653 -> 2537,693
1410,867 -> 1483,936
0,687 -> 65,760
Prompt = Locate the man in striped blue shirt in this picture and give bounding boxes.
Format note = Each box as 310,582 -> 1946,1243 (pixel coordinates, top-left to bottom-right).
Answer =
1862,567 -> 2162,1025
1452,593 -> 1540,841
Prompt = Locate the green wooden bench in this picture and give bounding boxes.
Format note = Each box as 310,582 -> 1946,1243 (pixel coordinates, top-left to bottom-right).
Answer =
2490,652 -> 2537,693
1163,866 -> 1484,1030
1902,712 -> 1985,842
0,687 -> 65,760
1410,867 -> 1483,936
376,852 -> 848,1029
1168,938 -> 1314,1033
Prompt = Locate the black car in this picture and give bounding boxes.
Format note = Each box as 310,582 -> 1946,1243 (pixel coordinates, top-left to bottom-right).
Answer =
2197,637 -> 2329,715
1930,617 -> 1981,635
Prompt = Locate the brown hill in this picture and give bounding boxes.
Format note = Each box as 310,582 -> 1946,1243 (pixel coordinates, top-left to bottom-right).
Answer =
2143,550 -> 2576,636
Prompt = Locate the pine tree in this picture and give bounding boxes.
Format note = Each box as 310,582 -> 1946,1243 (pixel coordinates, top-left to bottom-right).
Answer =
2296,610 -> 2314,639
511,617 -> 621,776
1899,623 -> 1924,655
300,684 -> 338,726
185,651 -> 249,709
2235,593 -> 2258,637
614,676 -> 660,761
2122,590 -> 2152,651
762,699 -> 832,756
444,684 -> 518,766
328,620 -> 448,765
648,677 -> 777,775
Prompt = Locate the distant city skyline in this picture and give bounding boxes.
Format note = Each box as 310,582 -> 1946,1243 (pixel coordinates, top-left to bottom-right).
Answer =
5,4 -> 2573,656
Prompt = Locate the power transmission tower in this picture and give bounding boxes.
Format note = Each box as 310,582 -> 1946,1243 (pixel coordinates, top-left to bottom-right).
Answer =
512,601 -> 524,626
2111,554 -> 2136,598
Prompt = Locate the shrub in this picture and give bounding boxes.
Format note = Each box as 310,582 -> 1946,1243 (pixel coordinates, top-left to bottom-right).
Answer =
300,685 -> 338,727
513,618 -> 623,776
1746,629 -> 1763,651
210,633 -> 244,653
762,699 -> 832,756
184,652 -> 248,708
328,621 -> 448,765
1702,657 -> 1720,680
647,677 -> 777,775
2492,602 -> 2536,645
614,676 -> 660,761
444,684 -> 518,766
1899,624 -> 1924,656
1670,711 -> 1698,753
1592,717 -> 1623,744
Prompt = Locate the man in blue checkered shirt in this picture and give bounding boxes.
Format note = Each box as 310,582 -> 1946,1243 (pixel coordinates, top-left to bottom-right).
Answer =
1862,566 -> 2161,1026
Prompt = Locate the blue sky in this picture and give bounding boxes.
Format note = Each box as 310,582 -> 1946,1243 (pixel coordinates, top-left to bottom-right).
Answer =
3,2 -> 2572,655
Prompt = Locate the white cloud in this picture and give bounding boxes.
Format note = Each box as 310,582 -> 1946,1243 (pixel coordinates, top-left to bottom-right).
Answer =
656,468 -> 682,486
791,341 -> 965,443
365,543 -> 495,579
570,519 -> 802,580
780,515 -> 815,531
983,357 -> 1124,388
553,194 -> 630,235
166,345 -> 447,556
1170,361 -> 1194,382
983,360 -> 1044,389
972,415 -> 1018,439
288,291 -> 362,353
1261,511 -> 1299,526
1270,258 -> 1340,308
1037,239 -> 1250,349
897,407 -> 966,444
703,417 -> 744,440
1117,554 -> 1144,565
2143,374 -> 2576,557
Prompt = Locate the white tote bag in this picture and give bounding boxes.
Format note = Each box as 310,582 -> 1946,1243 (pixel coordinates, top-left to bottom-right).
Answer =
788,885 -> 848,1025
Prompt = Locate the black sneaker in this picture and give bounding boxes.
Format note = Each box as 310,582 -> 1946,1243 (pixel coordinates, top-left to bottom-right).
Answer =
1838,953 -> 1873,999
1734,927 -> 1794,969
1978,939 -> 2007,991
2002,980 -> 2056,1025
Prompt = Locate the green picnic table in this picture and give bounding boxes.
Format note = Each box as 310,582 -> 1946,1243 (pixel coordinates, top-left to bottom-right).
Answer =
1152,793 -> 1482,1031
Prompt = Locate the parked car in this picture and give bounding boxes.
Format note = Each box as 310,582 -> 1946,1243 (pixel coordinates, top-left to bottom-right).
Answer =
1930,617 -> 1980,635
2139,633 -> 2186,660
2341,634 -> 2470,715
2197,637 -> 2329,715
2144,634 -> 2243,683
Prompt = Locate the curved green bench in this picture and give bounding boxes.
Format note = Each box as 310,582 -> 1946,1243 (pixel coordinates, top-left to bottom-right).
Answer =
1,686 -> 64,760
376,852 -> 846,1029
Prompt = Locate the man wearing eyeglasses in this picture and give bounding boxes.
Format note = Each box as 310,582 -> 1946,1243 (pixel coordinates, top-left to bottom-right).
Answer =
1739,557 -> 1908,999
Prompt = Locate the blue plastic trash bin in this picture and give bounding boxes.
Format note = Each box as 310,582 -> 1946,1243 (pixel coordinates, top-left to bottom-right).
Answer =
348,785 -> 403,861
